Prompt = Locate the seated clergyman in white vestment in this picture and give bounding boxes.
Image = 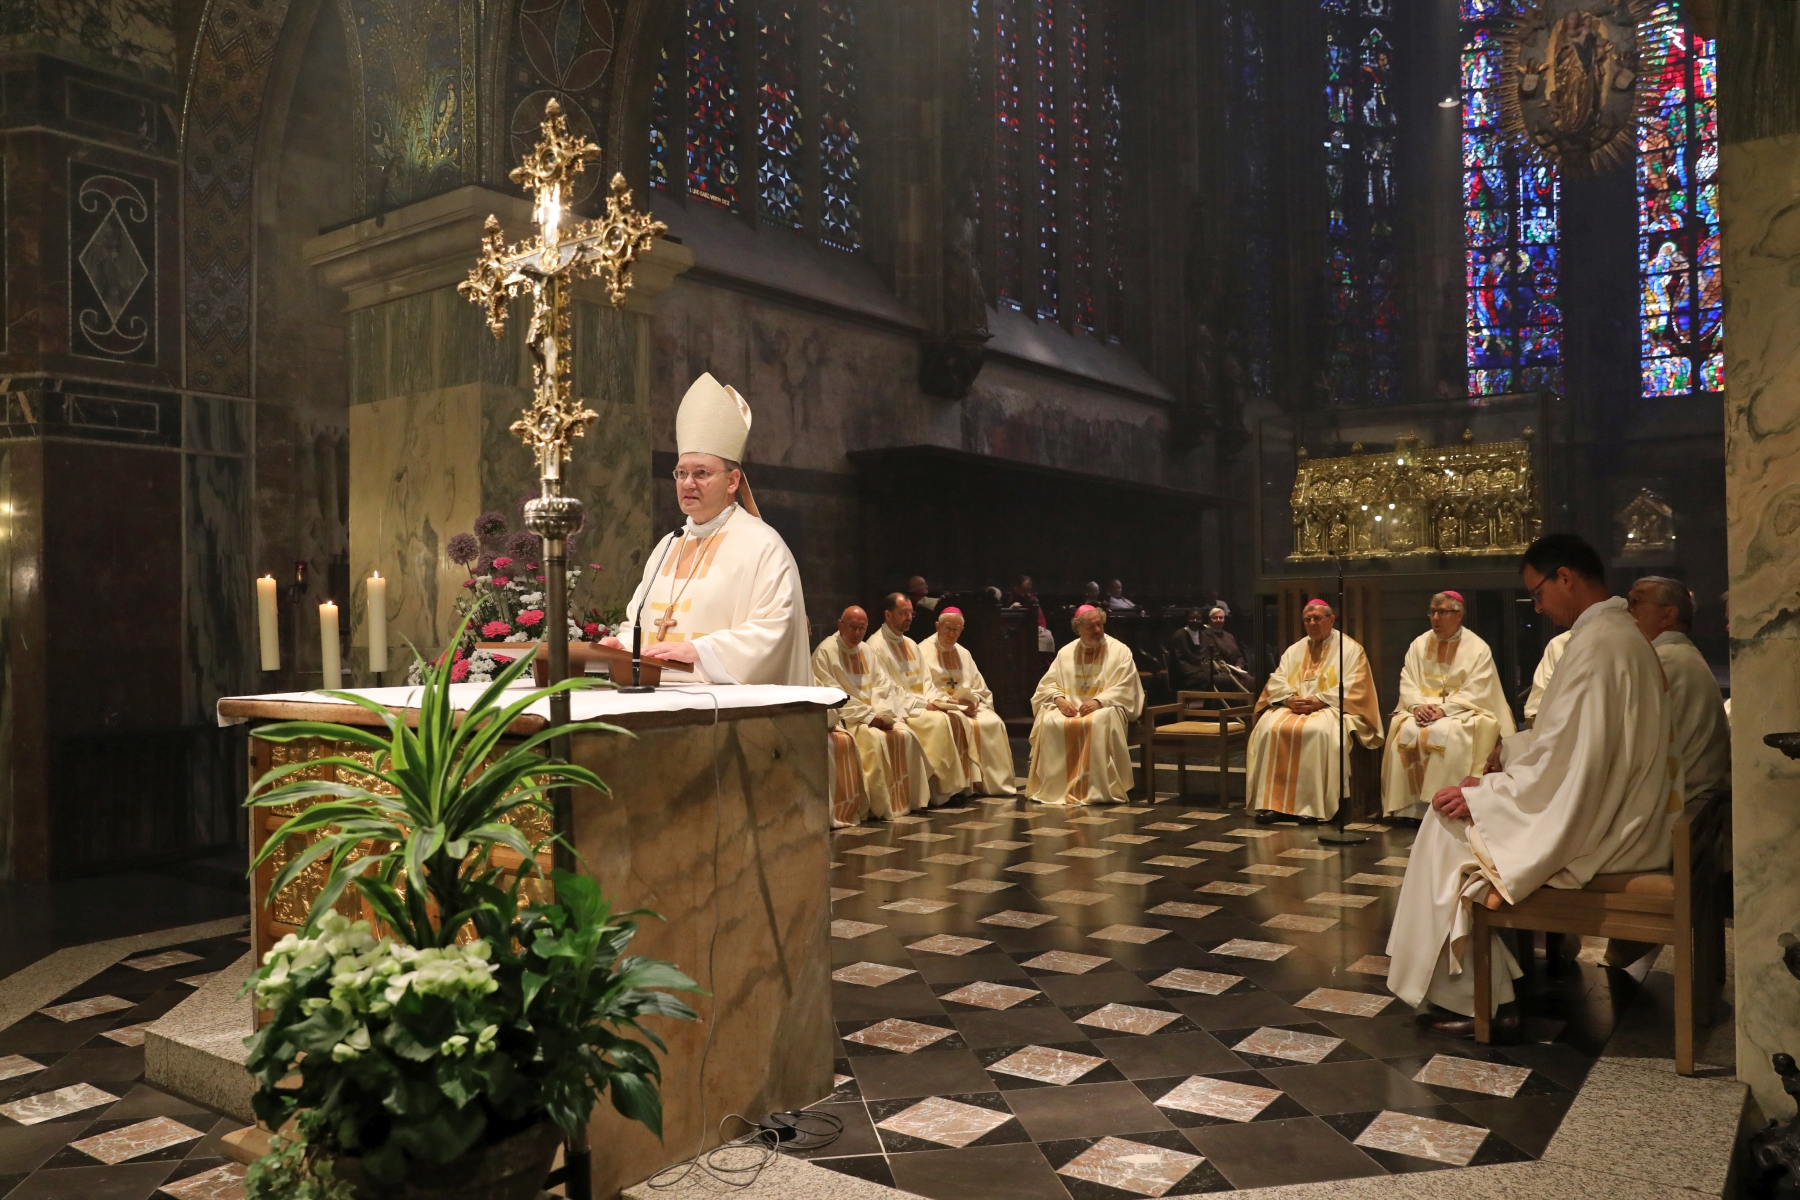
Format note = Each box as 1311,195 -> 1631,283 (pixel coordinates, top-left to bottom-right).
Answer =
812,606 -> 931,822
1629,576 -> 1730,799
1389,535 -> 1681,1038
870,593 -> 970,804
1523,630 -> 1572,724
917,607 -> 1017,797
1381,591 -> 1516,819
1026,606 -> 1145,806
607,373 -> 810,686
1245,600 -> 1383,823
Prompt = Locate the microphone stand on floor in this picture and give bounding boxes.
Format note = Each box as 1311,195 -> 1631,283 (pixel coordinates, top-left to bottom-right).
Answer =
1318,552 -> 1368,846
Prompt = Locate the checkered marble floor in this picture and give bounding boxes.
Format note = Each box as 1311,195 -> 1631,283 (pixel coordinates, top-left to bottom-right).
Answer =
798,794 -> 1624,1198
0,933 -> 252,1200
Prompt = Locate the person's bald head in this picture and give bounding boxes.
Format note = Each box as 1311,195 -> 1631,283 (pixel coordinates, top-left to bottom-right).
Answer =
906,575 -> 929,600
838,606 -> 870,646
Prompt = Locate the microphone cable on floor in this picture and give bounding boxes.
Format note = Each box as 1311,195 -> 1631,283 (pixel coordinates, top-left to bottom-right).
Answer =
643,1109 -> 844,1190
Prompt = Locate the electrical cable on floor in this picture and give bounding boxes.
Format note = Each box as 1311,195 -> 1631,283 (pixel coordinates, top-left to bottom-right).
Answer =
644,1110 -> 843,1190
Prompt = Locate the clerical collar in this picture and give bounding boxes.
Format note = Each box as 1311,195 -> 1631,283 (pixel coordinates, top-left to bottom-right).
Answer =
1433,627 -> 1463,643
684,503 -> 737,537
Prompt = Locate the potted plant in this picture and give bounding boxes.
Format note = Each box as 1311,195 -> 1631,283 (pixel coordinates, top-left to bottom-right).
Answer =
240,623 -> 700,1200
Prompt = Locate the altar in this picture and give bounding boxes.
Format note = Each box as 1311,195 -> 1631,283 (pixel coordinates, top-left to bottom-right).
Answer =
214,681 -> 844,1199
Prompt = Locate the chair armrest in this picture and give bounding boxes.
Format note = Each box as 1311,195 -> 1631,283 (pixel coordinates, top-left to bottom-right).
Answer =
1146,703 -> 1181,716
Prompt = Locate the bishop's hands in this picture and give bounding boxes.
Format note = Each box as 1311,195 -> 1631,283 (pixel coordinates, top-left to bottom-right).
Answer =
643,640 -> 699,664
1413,703 -> 1445,725
1431,784 -> 1471,822
870,714 -> 895,731
1287,696 -> 1327,715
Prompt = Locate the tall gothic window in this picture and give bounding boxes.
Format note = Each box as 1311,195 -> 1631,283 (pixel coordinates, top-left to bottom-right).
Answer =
1461,0 -> 1560,396
1322,0 -> 1400,405
1638,2 -> 1720,397
649,0 -> 862,252
974,0 -> 1123,337
1226,2 -> 1272,398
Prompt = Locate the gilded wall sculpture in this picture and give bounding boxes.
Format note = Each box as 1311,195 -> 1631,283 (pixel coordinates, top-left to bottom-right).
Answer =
1287,431 -> 1542,562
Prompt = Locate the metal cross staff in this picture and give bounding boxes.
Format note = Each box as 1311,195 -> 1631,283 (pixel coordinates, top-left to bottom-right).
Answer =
459,98 -> 666,870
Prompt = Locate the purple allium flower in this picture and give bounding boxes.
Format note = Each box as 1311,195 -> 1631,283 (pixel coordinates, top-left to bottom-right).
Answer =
447,532 -> 480,566
505,531 -> 541,561
475,554 -> 497,575
473,510 -> 508,540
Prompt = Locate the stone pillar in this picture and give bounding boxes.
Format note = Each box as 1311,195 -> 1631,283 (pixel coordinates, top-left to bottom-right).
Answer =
1722,130 -> 1800,1117
303,185 -> 691,678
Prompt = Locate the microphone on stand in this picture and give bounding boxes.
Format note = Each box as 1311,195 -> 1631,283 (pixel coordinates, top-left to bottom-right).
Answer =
620,527 -> 684,694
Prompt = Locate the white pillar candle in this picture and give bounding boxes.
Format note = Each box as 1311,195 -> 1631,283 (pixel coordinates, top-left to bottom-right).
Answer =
319,601 -> 340,689
257,576 -> 279,671
367,572 -> 388,674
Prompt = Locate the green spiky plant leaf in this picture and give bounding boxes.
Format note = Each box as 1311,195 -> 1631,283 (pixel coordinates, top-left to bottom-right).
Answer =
241,620 -> 702,1190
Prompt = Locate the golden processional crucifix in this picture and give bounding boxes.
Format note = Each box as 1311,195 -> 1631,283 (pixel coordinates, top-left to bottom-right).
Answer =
459,98 -> 666,862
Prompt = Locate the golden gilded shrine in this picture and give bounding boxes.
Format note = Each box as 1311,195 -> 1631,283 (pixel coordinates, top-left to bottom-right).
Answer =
1288,430 -> 1541,562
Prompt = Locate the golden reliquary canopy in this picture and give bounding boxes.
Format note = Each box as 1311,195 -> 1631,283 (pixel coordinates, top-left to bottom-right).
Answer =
1287,429 -> 1541,562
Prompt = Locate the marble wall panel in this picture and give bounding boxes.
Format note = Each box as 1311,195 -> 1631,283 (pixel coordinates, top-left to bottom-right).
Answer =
570,708 -> 833,1198
347,384 -> 483,668
346,287 -> 523,406
1721,131 -> 1800,1117
184,451 -> 252,724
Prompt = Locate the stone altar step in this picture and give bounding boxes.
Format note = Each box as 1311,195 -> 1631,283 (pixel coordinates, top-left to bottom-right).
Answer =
144,949 -> 257,1123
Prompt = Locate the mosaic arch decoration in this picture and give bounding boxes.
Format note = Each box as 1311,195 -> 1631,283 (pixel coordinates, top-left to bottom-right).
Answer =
1636,0 -> 1720,397
649,0 -> 862,251
1462,0 -> 1561,396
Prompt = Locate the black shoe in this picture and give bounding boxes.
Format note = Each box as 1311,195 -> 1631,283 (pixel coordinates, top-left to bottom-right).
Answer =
1415,1003 -> 1521,1043
1254,810 -> 1281,825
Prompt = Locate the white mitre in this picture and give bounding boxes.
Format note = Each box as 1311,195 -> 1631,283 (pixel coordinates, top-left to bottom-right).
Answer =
677,372 -> 752,462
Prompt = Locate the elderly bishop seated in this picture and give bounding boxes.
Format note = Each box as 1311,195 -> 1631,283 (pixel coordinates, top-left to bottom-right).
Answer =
1025,606 -> 1145,806
917,607 -> 1017,797
607,373 -> 810,686
1381,591 -> 1515,820
1388,535 -> 1680,1037
812,606 -> 931,822
870,593 -> 971,803
1246,600 -> 1383,822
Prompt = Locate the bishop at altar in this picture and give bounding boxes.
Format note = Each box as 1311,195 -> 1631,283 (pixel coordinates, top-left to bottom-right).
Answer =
1382,591 -> 1515,818
871,594 -> 971,802
1246,600 -> 1383,821
917,607 -> 1017,797
1025,606 -> 1145,806
609,373 -> 810,686
813,606 -> 932,823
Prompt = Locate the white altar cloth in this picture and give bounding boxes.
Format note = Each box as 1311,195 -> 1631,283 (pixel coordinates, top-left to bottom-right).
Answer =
216,682 -> 847,728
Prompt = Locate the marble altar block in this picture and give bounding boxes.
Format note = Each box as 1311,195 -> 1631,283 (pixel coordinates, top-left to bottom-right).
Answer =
216,682 -> 844,1199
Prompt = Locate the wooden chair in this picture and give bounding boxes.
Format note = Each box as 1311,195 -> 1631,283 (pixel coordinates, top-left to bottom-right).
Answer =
1138,690 -> 1256,805
1471,788 -> 1731,1074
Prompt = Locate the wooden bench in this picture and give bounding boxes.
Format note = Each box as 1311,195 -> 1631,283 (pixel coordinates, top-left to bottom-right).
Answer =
1138,690 -> 1255,805
1471,787 -> 1730,1073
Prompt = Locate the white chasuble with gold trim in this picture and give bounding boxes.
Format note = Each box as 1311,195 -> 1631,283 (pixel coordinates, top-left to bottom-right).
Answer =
917,635 -> 1017,797
1246,631 -> 1383,821
871,626 -> 970,801
810,632 -> 931,822
1381,628 -> 1515,816
616,504 -> 811,686
1025,635 -> 1144,806
1386,597 -> 1679,1018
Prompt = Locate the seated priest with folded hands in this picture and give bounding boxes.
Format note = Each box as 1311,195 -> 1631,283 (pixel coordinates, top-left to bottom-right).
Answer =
917,606 -> 1017,797
812,606 -> 931,822
1026,605 -> 1145,805
1245,599 -> 1383,823
1381,591 -> 1515,821
1387,534 -> 1680,1038
871,593 -> 971,804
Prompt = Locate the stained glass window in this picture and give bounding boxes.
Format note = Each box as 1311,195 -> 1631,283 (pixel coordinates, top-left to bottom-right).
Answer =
991,0 -> 1024,308
1638,2 -> 1720,396
818,2 -> 861,250
1462,4 -> 1560,397
1227,3 -> 1273,397
756,4 -> 802,230
1322,1 -> 1400,405
686,0 -> 740,209
1100,12 -> 1124,335
971,0 -> 1120,334
648,1 -> 861,251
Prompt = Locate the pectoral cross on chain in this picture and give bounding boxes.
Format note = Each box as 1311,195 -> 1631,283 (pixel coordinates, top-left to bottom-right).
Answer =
652,610 -> 679,640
